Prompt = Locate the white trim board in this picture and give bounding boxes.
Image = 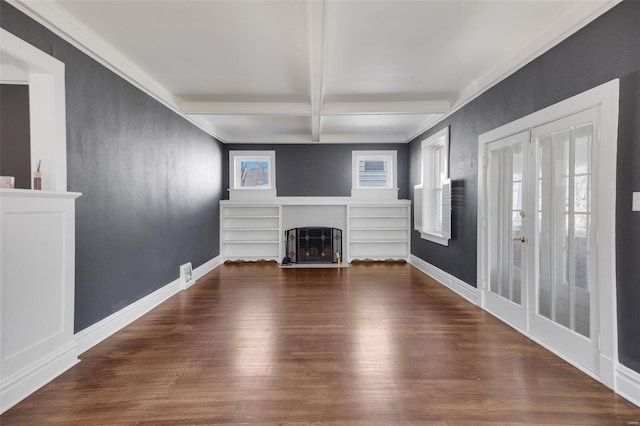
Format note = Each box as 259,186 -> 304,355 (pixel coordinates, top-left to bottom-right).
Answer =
0,342 -> 79,414
616,363 -> 640,408
75,256 -> 222,355
409,254 -> 479,306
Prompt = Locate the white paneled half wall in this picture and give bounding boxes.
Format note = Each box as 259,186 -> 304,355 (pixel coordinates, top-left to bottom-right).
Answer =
0,189 -> 81,413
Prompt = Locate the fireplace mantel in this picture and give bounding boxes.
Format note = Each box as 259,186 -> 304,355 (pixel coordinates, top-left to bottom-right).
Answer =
220,196 -> 411,263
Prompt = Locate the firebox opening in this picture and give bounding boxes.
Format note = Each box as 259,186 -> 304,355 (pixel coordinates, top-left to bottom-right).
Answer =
284,227 -> 342,264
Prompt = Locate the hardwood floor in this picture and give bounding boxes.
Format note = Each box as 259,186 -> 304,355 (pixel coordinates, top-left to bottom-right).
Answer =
2,263 -> 639,424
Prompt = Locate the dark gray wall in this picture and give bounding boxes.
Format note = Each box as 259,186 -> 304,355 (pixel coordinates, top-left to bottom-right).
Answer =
0,84 -> 31,189
408,1 -> 640,373
1,2 -> 224,332
224,143 -> 408,198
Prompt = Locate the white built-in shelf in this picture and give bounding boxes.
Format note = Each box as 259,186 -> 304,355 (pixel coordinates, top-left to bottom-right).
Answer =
220,204 -> 282,262
220,198 -> 410,264
347,203 -> 410,262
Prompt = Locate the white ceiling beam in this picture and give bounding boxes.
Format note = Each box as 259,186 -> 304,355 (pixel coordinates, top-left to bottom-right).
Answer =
311,113 -> 321,143
224,134 -> 313,144
180,101 -> 311,116
320,134 -> 408,144
323,100 -> 450,115
307,0 -> 326,142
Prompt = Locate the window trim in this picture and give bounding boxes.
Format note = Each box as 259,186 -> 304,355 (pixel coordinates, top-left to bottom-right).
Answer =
352,150 -> 397,190
419,127 -> 451,246
229,150 -> 276,190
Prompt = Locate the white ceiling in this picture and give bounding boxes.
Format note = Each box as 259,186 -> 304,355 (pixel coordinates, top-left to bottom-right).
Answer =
23,0 -> 617,144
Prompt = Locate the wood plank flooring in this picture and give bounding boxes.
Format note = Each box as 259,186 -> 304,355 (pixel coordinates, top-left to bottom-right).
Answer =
2,263 -> 639,424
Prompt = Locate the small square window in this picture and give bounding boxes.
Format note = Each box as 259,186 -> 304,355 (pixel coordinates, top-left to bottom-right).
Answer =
239,160 -> 270,188
352,151 -> 397,190
229,151 -> 275,190
359,159 -> 389,187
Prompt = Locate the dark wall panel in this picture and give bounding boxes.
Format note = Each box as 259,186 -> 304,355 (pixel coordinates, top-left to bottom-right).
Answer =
408,1 -> 640,372
0,84 -> 31,188
1,2 -> 224,332
224,143 -> 408,199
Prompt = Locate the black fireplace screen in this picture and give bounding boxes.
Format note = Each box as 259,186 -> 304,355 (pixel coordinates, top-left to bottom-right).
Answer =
285,227 -> 342,264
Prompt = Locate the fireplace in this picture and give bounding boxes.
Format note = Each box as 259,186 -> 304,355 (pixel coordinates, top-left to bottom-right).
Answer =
284,227 -> 342,264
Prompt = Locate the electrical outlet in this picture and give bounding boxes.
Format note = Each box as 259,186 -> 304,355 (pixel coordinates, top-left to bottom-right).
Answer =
633,192 -> 640,212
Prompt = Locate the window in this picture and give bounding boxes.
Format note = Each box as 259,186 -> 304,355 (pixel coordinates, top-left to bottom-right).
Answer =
229,151 -> 275,190
352,151 -> 397,189
415,127 -> 451,245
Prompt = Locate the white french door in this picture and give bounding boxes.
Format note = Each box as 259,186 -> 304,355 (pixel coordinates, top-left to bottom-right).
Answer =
481,107 -> 601,374
530,107 -> 600,373
483,131 -> 530,331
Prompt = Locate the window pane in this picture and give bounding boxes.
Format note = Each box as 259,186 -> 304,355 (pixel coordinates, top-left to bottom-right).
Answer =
554,131 -> 571,330
511,144 -> 523,305
359,160 -> 389,187
434,188 -> 442,233
574,213 -> 590,290
439,146 -> 447,184
538,134 -> 552,320
240,160 -> 269,188
489,149 -> 501,295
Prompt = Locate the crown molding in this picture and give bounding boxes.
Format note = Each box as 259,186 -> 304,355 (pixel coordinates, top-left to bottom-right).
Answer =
406,113 -> 446,142
7,0 -> 226,143
406,0 -> 622,143
453,0 -> 621,112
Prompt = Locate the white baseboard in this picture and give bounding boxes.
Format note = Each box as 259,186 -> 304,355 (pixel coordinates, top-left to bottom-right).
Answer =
75,277 -> 181,355
1,342 -> 79,414
408,254 -> 640,408
75,256 -> 221,355
599,353 -> 616,389
616,363 -> 640,408
193,255 -> 223,281
409,255 -> 479,305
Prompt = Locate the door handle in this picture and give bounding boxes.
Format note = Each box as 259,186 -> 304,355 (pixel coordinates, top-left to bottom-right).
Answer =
513,236 -> 526,243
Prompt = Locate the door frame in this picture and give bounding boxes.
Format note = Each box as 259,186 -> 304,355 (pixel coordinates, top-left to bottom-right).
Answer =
477,79 -> 619,388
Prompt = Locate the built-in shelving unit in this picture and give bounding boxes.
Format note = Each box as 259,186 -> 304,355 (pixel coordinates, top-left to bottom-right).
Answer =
347,204 -> 410,262
220,198 -> 410,263
220,204 -> 282,261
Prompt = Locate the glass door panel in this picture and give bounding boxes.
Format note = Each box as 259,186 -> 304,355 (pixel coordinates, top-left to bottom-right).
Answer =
537,124 -> 593,337
531,108 -> 598,373
483,131 -> 529,330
